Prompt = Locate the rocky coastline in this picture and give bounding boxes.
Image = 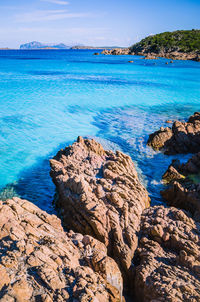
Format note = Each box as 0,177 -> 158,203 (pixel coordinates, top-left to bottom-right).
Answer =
101,30 -> 200,62
1,113 -> 200,301
101,48 -> 200,62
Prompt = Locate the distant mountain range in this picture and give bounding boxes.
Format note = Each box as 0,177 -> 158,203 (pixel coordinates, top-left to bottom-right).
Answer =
19,41 -> 119,50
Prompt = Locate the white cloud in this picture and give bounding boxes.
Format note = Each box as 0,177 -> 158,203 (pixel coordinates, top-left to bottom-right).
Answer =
41,0 -> 69,5
15,9 -> 93,22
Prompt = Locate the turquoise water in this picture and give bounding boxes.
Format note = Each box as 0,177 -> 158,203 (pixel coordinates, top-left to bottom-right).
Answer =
0,49 -> 200,213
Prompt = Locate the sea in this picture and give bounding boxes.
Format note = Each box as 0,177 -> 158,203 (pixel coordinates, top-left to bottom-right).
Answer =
0,49 -> 200,214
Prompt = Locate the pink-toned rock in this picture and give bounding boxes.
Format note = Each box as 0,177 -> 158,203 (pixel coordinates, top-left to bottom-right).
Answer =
134,206 -> 200,302
50,137 -> 150,283
101,46 -> 200,62
161,154 -> 200,220
148,112 -> 200,154
0,197 -> 123,302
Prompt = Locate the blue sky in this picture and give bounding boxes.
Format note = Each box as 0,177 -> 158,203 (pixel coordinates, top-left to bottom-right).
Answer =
0,0 -> 200,48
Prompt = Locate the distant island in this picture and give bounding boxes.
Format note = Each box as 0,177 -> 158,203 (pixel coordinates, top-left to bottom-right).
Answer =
71,46 -> 121,50
102,30 -> 200,61
20,41 -> 72,50
19,41 -> 120,50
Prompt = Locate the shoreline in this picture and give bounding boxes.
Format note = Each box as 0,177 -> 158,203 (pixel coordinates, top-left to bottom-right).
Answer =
101,47 -> 200,61
1,113 -> 200,300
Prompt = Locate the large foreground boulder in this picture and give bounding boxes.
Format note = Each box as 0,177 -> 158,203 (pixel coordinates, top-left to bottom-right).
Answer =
147,112 -> 200,154
50,137 -> 150,281
0,197 -> 123,302
134,206 -> 200,302
161,153 -> 200,220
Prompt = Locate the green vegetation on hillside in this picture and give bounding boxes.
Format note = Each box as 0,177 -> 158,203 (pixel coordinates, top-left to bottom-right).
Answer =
130,30 -> 200,53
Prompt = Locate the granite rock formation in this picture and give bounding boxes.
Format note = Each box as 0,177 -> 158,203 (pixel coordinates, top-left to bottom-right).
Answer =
101,47 -> 200,61
161,154 -> 200,220
134,205 -> 200,302
50,137 -> 150,282
0,197 -> 123,302
147,112 -> 200,154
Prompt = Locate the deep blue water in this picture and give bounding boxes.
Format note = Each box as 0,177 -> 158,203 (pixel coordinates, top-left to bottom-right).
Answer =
0,49 -> 200,213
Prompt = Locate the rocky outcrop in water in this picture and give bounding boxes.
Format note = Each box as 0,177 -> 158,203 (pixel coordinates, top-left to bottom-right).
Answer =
147,112 -> 200,154
102,48 -> 132,55
0,197 -> 123,301
102,48 -> 200,61
161,153 -> 200,220
134,205 -> 200,302
2,134 -> 200,301
101,47 -> 200,61
50,137 -> 150,282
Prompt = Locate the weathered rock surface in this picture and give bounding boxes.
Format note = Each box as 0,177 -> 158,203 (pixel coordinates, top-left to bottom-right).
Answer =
50,137 -> 150,282
140,50 -> 200,61
161,154 -> 200,220
134,205 -> 200,302
147,112 -> 200,154
0,197 -> 123,301
101,48 -> 200,62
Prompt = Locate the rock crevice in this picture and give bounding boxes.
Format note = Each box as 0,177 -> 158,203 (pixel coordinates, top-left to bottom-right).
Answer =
0,197 -> 123,302
134,206 -> 200,302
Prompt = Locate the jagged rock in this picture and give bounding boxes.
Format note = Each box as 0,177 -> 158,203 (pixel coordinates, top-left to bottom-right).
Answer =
50,137 -> 150,283
161,154 -> 200,220
0,197 -> 123,302
134,206 -> 200,302
162,159 -> 186,184
147,112 -> 200,154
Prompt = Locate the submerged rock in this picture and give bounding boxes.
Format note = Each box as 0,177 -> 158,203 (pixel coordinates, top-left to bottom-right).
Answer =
147,112 -> 200,154
0,197 -> 123,301
134,206 -> 200,302
161,153 -> 200,220
50,137 -> 150,282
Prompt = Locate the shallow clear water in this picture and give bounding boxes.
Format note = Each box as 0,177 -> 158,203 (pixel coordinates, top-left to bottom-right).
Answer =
0,49 -> 200,213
